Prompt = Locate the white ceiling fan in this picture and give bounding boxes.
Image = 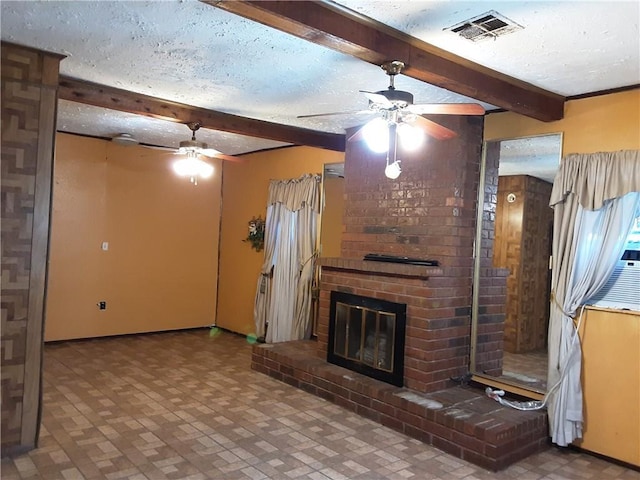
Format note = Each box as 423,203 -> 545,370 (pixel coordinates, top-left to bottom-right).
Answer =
111,122 -> 239,162
170,122 -> 241,184
300,61 -> 485,140
300,61 -> 485,179
173,122 -> 238,162
112,122 -> 241,185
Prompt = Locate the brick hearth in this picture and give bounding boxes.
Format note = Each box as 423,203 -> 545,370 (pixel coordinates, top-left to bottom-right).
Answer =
252,341 -> 548,471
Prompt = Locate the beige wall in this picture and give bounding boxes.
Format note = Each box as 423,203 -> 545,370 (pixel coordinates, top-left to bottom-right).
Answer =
217,146 -> 344,335
485,89 -> 640,152
45,133 -> 222,341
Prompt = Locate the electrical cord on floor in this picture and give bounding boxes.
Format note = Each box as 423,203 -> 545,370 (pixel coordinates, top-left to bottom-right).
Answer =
486,305 -> 587,411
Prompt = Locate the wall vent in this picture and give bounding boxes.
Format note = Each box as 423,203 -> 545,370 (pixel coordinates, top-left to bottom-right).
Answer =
446,10 -> 523,42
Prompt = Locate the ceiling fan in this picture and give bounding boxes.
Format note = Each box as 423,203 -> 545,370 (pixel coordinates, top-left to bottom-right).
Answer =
111,122 -> 239,162
299,60 -> 485,140
170,122 -> 242,184
112,123 -> 241,185
173,122 -> 238,162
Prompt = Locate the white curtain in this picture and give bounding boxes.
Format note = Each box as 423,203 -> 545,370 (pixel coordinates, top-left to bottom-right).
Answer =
547,150 -> 640,446
253,203 -> 278,340
254,174 -> 321,343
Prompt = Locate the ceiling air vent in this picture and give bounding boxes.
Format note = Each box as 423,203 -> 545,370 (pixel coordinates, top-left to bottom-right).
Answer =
446,10 -> 523,42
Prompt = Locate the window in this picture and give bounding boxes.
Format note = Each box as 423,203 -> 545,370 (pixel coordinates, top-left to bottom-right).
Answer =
588,212 -> 640,311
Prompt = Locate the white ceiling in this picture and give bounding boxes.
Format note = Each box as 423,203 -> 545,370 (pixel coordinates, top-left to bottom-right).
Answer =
1,0 -> 638,156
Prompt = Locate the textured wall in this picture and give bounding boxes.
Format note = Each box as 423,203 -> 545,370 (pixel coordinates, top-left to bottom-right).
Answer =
1,42 -> 61,455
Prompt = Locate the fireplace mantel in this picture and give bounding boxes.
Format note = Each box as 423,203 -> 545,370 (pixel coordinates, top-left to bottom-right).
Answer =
318,257 -> 443,280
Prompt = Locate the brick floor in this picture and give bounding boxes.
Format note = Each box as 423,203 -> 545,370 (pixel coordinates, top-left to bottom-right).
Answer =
1,329 -> 638,479
251,340 -> 548,470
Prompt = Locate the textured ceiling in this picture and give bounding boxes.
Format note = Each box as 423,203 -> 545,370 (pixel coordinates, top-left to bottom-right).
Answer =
1,0 -> 638,164
497,134 -> 563,183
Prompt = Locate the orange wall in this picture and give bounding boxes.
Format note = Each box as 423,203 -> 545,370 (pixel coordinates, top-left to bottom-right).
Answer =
319,176 -> 344,258
47,90 -> 635,340
485,89 -> 640,152
577,307 -> 640,466
217,146 -> 344,335
45,133 -> 222,341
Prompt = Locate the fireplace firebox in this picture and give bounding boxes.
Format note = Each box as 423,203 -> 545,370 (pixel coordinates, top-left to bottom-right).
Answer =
328,291 -> 406,386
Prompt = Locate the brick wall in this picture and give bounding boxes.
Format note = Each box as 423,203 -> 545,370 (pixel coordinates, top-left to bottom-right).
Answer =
341,115 -> 482,265
318,115 -> 506,393
474,141 -> 507,375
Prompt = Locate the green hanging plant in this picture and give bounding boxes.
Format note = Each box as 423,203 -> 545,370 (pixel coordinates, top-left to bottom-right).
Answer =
244,216 -> 265,252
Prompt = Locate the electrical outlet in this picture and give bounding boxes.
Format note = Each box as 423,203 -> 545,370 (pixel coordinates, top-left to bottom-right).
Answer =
98,301 -> 106,310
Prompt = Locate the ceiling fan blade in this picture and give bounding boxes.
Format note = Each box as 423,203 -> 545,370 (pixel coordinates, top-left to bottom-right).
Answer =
360,90 -> 393,107
200,148 -> 243,163
298,109 -> 371,119
413,116 -> 457,140
139,143 -> 177,152
407,103 -> 485,115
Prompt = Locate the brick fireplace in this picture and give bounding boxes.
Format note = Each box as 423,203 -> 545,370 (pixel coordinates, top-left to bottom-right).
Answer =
327,290 -> 407,386
252,115 -> 548,470
317,115 -> 489,392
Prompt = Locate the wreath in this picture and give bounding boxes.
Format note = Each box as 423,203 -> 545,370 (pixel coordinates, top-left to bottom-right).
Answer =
244,216 -> 265,252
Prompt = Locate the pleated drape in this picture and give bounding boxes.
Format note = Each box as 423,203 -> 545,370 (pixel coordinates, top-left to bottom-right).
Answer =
547,150 -> 640,446
253,174 -> 321,343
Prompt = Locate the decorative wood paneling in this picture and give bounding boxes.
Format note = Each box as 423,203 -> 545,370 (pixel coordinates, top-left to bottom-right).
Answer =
494,175 -> 553,353
1,42 -> 61,456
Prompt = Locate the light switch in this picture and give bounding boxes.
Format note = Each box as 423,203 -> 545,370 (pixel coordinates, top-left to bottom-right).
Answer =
101,242 -> 109,251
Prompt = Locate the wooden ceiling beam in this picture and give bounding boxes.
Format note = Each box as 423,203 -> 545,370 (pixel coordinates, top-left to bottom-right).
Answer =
208,0 -> 565,122
57,75 -> 346,152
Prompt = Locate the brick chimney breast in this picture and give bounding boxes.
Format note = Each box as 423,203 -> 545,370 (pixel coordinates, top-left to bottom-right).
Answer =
318,114 -> 506,394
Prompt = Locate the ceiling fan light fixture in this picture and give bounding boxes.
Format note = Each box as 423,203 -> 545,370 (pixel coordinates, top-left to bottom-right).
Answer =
172,151 -> 214,185
397,122 -> 425,151
362,117 -> 389,153
178,139 -> 209,153
384,160 -> 401,180
195,161 -> 214,179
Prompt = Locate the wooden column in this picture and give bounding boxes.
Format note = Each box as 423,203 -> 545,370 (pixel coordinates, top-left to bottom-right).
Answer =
1,42 -> 62,456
